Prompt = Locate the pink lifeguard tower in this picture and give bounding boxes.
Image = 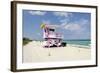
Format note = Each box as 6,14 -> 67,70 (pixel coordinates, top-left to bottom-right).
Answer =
41,23 -> 66,47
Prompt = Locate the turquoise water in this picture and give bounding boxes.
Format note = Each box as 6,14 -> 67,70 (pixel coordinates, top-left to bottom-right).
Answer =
63,40 -> 91,48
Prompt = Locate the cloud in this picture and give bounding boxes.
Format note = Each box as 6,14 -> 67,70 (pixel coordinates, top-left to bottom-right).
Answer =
42,19 -> 85,31
60,19 -> 69,23
63,23 -> 81,31
60,19 -> 90,39
53,12 -> 72,17
42,20 -> 60,28
29,11 -> 46,16
59,19 -> 89,31
80,19 -> 89,25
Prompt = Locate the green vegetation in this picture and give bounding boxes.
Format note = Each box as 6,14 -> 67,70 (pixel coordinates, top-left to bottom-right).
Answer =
23,38 -> 32,45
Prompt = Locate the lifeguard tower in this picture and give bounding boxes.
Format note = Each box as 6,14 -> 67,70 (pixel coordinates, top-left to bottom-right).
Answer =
41,23 -> 66,47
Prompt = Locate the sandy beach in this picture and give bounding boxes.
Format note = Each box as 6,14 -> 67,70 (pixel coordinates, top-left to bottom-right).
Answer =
23,41 -> 91,63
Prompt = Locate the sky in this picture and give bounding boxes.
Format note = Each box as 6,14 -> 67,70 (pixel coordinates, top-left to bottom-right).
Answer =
23,10 -> 91,40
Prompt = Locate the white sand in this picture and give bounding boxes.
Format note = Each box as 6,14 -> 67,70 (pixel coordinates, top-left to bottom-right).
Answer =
23,41 -> 91,63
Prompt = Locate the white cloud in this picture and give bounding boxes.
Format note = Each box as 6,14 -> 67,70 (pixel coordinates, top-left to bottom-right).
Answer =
29,11 -> 46,16
80,19 -> 89,25
59,19 -> 89,31
63,23 -> 81,31
60,19 -> 69,23
42,20 -> 81,31
42,17 -> 89,33
53,12 -> 72,17
42,20 -> 59,28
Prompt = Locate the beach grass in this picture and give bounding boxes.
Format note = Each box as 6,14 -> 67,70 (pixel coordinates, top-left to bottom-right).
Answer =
23,38 -> 32,45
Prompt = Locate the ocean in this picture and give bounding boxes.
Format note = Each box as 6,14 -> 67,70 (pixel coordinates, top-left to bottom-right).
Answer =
63,40 -> 91,48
